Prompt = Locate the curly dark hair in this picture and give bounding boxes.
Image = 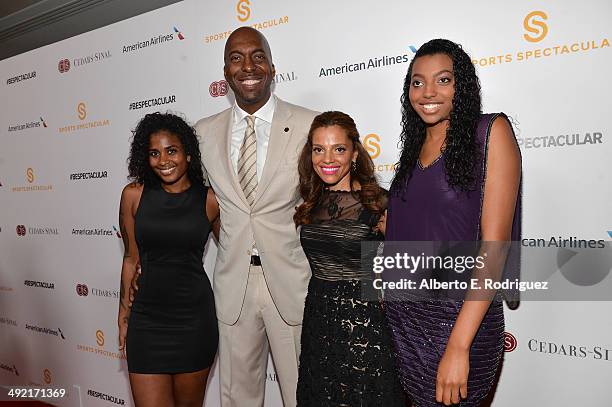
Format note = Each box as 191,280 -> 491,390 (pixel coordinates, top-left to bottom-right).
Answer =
294,111 -> 385,226
390,38 -> 482,195
127,112 -> 204,186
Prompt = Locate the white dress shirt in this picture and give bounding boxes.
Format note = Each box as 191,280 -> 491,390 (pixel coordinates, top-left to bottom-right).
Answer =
230,95 -> 276,182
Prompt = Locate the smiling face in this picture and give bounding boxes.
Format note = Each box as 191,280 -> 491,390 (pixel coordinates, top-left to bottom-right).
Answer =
148,130 -> 190,190
408,53 -> 455,127
311,125 -> 358,191
224,27 -> 275,114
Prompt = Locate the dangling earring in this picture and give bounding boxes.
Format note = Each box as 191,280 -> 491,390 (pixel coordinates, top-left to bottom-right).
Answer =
351,161 -> 357,172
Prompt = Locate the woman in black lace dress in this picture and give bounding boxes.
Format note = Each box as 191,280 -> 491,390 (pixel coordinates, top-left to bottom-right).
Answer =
294,111 -> 404,406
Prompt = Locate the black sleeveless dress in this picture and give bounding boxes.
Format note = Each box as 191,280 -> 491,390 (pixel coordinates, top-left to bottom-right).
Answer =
296,190 -> 405,406
126,183 -> 218,374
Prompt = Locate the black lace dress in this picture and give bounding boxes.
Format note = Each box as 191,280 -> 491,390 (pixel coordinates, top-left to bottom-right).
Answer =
296,190 -> 405,406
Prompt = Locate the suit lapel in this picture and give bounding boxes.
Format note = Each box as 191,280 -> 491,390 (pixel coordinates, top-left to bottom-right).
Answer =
253,99 -> 293,206
215,109 -> 250,209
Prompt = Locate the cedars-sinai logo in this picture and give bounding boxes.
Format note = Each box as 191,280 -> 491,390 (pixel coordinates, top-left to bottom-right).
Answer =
58,59 -> 70,73
76,283 -> 89,296
16,225 -> 26,236
210,80 -> 229,97
523,10 -> 548,43
504,332 -> 518,352
237,0 -> 251,22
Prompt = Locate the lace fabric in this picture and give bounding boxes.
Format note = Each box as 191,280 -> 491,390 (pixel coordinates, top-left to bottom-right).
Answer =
300,190 -> 385,281
309,189 -> 385,226
296,189 -> 405,406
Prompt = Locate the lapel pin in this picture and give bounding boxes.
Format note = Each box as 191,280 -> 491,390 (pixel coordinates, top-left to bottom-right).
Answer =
284,127 -> 289,132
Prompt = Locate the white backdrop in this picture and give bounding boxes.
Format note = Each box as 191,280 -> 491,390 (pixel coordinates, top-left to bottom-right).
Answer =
1,0 -> 611,406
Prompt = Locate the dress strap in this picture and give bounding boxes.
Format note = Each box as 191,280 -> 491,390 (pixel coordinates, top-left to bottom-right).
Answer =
475,112 -> 507,241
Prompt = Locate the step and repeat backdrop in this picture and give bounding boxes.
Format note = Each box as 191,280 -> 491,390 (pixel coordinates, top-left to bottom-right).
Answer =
1,0 -> 610,405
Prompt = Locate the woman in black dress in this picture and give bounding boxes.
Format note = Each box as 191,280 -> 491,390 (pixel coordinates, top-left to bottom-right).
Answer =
117,113 -> 219,407
294,111 -> 405,406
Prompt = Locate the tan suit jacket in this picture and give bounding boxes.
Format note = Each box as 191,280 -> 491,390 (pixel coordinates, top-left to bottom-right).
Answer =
195,98 -> 318,325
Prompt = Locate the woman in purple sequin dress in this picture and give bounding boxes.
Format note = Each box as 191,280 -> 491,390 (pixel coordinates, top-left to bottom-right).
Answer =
384,39 -> 521,406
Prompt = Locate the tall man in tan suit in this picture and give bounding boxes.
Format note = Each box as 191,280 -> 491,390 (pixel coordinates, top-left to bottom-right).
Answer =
195,27 -> 318,406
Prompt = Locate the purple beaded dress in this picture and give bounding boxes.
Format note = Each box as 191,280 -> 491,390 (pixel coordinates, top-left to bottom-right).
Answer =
384,113 -> 521,407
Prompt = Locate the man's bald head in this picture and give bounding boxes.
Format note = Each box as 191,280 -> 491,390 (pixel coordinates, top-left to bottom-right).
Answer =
224,27 -> 273,67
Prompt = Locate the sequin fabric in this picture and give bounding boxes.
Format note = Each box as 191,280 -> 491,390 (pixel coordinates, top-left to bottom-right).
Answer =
385,297 -> 504,406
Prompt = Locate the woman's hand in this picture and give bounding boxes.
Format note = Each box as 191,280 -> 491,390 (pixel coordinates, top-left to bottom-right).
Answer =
128,264 -> 141,305
118,313 -> 129,357
375,209 -> 387,235
436,343 -> 469,405
207,188 -> 221,241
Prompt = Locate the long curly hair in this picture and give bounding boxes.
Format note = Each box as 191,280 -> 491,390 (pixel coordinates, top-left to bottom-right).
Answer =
390,38 -> 482,195
127,112 -> 204,186
294,111 -> 385,226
